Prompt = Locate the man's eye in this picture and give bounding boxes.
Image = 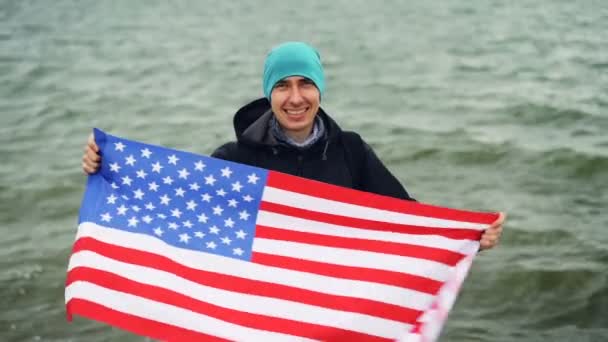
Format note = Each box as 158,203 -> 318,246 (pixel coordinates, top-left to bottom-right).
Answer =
274,83 -> 287,89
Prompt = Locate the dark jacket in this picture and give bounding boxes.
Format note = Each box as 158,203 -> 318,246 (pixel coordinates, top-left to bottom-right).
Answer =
212,98 -> 413,201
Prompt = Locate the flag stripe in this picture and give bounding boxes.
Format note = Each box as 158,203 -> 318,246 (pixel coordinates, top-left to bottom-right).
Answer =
266,171 -> 498,224
252,252 -> 442,295
71,237 -> 423,324
253,238 -> 452,281
256,210 -> 481,253
67,251 -> 407,339
259,202 -> 484,239
76,222 -> 433,309
255,225 -> 466,266
66,299 -> 231,342
67,268 -> 395,342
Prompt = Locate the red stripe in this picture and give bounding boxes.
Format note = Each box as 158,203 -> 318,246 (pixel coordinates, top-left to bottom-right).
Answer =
255,225 -> 466,266
71,237 -> 421,324
252,252 -> 442,295
66,298 -> 229,342
260,201 -> 483,240
266,171 -> 499,224
67,267 -> 392,342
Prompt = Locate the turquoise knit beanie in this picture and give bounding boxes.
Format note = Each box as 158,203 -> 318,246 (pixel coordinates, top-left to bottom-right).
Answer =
263,42 -> 325,100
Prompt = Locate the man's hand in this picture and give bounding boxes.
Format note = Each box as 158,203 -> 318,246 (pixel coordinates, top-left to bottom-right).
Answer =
479,212 -> 505,251
82,133 -> 101,174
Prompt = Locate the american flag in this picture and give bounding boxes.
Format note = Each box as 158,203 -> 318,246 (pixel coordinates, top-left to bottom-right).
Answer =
66,128 -> 498,342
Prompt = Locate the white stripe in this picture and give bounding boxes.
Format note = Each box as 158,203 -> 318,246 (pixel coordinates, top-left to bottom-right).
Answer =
253,239 -> 452,282
257,211 -> 480,254
68,251 -> 408,339
66,281 -> 317,342
76,222 -> 434,311
262,187 -> 488,230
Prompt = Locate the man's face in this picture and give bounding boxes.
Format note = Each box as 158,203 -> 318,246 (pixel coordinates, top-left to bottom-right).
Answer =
270,76 -> 320,142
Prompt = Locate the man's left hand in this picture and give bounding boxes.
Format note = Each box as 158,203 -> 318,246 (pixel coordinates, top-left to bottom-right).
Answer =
479,212 -> 505,251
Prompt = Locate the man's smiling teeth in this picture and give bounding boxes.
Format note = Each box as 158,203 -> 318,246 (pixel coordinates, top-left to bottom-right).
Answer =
286,108 -> 307,115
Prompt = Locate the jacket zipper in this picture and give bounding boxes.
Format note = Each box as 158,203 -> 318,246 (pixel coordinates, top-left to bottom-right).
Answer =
297,155 -> 304,176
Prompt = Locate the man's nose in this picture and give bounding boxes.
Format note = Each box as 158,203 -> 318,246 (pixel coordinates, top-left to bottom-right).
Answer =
288,85 -> 304,104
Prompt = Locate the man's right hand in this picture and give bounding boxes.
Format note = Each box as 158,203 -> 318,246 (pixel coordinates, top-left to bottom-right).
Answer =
82,133 -> 101,174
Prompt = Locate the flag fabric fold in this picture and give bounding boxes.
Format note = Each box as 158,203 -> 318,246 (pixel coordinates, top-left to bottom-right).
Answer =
66,128 -> 498,342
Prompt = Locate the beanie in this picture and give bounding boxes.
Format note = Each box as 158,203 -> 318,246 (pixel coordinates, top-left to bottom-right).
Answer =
263,42 -> 325,100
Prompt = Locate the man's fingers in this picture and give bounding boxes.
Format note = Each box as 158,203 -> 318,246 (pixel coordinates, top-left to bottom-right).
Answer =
491,212 -> 506,227
86,148 -> 101,162
87,133 -> 99,152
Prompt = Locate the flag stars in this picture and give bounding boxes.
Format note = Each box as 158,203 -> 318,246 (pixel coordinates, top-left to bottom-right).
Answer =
141,148 -> 152,158
179,233 -> 191,244
111,182 -> 119,189
174,187 -> 186,197
233,248 -> 244,256
235,230 -> 247,239
171,208 -> 182,218
212,205 -> 223,216
201,193 -> 212,202
131,205 -> 141,212
206,241 -> 217,250
159,194 -> 171,205
136,169 -> 148,179
189,182 -> 200,191
116,205 -> 128,216
106,194 -> 117,204
148,182 -> 159,192
221,236 -> 232,245
128,216 -> 139,227
168,154 -> 179,165
231,181 -> 243,192
162,176 -> 174,185
228,199 -> 238,208
182,220 -> 193,228
239,210 -> 250,220
100,212 -> 112,222
247,173 -> 260,184
142,215 -> 153,224
109,162 -> 121,173
243,195 -> 253,202
224,218 -> 235,228
216,189 -> 227,197
125,155 -> 136,166
121,175 -> 133,186
209,225 -> 220,234
145,202 -> 156,210
154,227 -> 163,236
197,213 -> 208,223
133,189 -> 144,200
194,231 -> 205,238
204,175 -> 216,186
178,168 -> 190,179
114,142 -> 126,152
221,167 -> 232,178
151,162 -> 163,173
186,200 -> 197,211
168,222 -> 179,230
194,160 -> 206,171
157,213 -> 167,219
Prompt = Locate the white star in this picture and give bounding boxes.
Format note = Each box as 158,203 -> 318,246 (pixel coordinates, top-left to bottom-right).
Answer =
233,248 -> 244,256
174,187 -> 186,197
197,213 -> 208,223
189,182 -> 200,191
151,162 -> 163,173
125,155 -> 136,166
148,182 -> 159,192
106,194 -> 117,204
182,220 -> 193,228
194,160 -> 206,171
121,175 -> 133,186
168,154 -> 179,165
162,176 -> 174,185
171,208 -> 182,218
178,168 -> 190,179
220,167 -> 232,178
227,199 -> 238,208
168,222 -> 179,230
216,188 -> 227,197
231,181 -> 243,192
154,227 -> 163,236
212,205 -> 223,216
209,225 -> 220,234
142,215 -> 153,224
157,213 -> 167,219
136,169 -> 148,179
235,230 -> 247,239
206,241 -> 217,249
221,236 -> 232,245
159,194 -> 171,205
131,205 -> 141,212
179,233 -> 191,243
194,231 -> 205,238
186,200 -> 197,211
109,162 -> 121,173
243,195 -> 253,202
224,218 -> 235,228
133,189 -> 144,200
239,210 -> 250,220
247,173 -> 260,184
116,205 -> 128,216
111,182 -> 119,189
204,175 -> 216,186
201,193 -> 212,202
100,212 -> 112,222
145,202 -> 156,210
114,142 -> 126,152
121,195 -> 129,200
141,148 -> 152,158
127,216 -> 139,227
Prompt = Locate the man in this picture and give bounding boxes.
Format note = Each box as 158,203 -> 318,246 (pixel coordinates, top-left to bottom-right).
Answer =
82,41 -> 504,249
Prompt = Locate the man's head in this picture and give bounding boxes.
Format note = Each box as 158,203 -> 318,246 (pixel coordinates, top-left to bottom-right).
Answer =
263,42 -> 325,141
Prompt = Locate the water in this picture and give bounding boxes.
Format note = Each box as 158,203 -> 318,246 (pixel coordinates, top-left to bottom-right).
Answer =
1,1 -> 607,341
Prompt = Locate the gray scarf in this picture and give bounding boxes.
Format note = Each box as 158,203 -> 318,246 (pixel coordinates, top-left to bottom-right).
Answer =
270,115 -> 325,149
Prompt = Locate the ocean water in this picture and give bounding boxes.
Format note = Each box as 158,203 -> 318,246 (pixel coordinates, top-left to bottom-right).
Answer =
1,1 -> 607,341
